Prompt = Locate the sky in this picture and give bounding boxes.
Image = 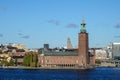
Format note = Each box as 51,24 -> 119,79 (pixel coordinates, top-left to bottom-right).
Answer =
0,0 -> 120,48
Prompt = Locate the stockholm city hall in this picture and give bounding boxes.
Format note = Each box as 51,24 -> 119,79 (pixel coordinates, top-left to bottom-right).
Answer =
78,20 -> 89,67
38,20 -> 94,68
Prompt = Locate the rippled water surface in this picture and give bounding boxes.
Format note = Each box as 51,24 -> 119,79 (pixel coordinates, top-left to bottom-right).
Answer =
0,67 -> 120,80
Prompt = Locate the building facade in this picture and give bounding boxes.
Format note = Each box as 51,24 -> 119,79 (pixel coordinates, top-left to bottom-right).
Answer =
112,43 -> 120,58
95,49 -> 107,60
38,20 -> 93,68
106,44 -> 113,59
78,20 -> 89,66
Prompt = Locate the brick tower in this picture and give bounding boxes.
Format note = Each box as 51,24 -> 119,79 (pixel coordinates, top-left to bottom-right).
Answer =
78,20 -> 89,67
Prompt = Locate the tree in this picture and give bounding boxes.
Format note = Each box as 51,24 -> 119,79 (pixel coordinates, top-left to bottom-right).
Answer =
9,59 -> 14,66
1,60 -> 8,66
32,54 -> 38,67
14,59 -> 18,66
23,52 -> 38,67
23,54 -> 29,66
29,53 -> 33,67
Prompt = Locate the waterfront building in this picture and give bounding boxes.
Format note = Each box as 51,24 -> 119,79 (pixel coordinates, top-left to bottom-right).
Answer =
112,42 -> 120,59
38,20 -> 93,68
95,49 -> 107,60
89,48 -> 95,65
78,20 -> 89,66
0,53 -> 11,62
106,44 -> 112,59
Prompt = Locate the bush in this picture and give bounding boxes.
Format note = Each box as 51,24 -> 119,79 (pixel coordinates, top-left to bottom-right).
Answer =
95,59 -> 101,64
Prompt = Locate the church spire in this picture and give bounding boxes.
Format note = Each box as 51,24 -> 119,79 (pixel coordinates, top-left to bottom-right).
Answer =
80,19 -> 87,33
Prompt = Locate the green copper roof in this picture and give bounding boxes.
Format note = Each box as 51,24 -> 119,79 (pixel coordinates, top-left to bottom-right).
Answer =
80,20 -> 87,33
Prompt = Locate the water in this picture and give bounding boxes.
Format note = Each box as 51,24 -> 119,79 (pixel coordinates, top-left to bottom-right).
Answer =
0,67 -> 120,80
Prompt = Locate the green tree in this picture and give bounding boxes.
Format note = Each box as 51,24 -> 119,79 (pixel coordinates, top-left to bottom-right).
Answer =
1,60 -> 8,66
9,59 -> 14,66
15,59 -> 18,66
23,54 -> 28,66
29,53 -> 33,67
32,54 -> 38,67
23,52 -> 38,67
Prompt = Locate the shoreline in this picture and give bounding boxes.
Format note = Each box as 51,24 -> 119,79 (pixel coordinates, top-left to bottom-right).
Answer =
0,66 -> 96,70
1,65 -> 118,70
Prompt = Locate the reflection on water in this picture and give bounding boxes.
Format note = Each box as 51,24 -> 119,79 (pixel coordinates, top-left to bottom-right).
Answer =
0,67 -> 120,80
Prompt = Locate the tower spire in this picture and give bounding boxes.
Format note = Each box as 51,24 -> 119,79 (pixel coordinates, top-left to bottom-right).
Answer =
80,19 -> 86,33
81,19 -> 86,26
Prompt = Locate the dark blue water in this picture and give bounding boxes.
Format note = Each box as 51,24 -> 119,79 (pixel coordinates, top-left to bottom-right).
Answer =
0,67 -> 120,80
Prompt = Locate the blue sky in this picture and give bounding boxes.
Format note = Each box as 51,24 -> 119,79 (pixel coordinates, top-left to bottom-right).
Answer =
0,0 -> 120,48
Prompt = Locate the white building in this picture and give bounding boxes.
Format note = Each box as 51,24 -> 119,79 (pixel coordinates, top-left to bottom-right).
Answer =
95,49 -> 107,59
28,48 -> 38,52
112,42 -> 120,58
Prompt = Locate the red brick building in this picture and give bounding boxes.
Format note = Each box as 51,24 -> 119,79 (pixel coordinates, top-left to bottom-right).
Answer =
38,20 -> 94,68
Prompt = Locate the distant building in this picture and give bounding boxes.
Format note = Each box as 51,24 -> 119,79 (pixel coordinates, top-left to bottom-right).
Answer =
67,37 -> 73,49
0,53 -> 11,62
13,44 -> 28,52
0,44 -> 28,54
95,49 -> 107,59
106,44 -> 112,59
44,44 -> 49,51
112,42 -> 120,58
29,49 -> 38,52
12,52 -> 25,65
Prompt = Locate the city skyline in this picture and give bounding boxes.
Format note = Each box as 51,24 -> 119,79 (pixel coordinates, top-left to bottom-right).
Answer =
0,0 -> 120,48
